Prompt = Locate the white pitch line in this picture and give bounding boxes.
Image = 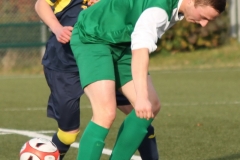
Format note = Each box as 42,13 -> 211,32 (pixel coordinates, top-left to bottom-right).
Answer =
0,132 -> 11,135
0,128 -> 141,160
151,68 -> 240,74
0,106 -> 90,112
2,108 -> 46,111
0,75 -> 44,80
163,101 -> 240,106
0,130 -> 55,135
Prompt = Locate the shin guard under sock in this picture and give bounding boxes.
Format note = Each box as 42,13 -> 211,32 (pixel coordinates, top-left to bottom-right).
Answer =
77,121 -> 109,160
110,110 -> 153,160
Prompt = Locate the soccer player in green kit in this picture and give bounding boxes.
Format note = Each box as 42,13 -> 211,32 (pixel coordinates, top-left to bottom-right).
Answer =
70,0 -> 226,159
35,0 -> 159,159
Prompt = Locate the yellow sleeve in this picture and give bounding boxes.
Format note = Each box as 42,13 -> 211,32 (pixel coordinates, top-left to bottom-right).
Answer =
52,0 -> 71,13
45,0 -> 56,6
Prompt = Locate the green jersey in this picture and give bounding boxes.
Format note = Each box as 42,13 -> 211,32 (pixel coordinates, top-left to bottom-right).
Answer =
75,0 -> 184,52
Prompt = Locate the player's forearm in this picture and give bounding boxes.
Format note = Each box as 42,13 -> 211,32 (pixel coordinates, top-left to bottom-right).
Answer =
131,48 -> 149,99
35,0 -> 62,34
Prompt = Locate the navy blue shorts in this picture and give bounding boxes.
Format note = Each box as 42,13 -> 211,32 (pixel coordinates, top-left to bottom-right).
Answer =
44,67 -> 130,131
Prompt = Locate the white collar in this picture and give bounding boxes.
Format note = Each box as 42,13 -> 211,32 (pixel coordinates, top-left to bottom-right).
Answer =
172,0 -> 184,21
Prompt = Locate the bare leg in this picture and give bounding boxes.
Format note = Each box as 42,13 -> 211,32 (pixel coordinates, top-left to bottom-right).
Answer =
77,80 -> 117,160
110,76 -> 160,160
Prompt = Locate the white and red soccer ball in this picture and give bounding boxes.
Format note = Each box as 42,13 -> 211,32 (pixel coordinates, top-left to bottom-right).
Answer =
19,138 -> 60,160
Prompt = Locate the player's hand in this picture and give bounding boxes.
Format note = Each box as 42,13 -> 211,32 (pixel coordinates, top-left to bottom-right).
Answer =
54,26 -> 73,44
134,97 -> 154,120
88,0 -> 100,6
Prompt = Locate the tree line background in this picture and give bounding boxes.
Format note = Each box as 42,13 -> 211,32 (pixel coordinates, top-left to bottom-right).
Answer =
0,0 -> 231,73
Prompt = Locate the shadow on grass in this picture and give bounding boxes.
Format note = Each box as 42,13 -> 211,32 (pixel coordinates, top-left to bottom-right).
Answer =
207,153 -> 240,160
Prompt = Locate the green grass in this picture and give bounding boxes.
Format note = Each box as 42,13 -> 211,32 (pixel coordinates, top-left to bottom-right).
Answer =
149,40 -> 240,70
0,42 -> 240,159
1,40 -> 240,75
0,67 -> 240,160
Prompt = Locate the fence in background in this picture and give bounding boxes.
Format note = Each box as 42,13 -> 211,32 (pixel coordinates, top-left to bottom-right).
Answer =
0,0 -> 48,73
0,0 -> 238,74
229,0 -> 240,42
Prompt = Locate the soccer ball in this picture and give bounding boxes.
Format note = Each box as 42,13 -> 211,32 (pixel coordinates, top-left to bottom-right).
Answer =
19,137 -> 60,160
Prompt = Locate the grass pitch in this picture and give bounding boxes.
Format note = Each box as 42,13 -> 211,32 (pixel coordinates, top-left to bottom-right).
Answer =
0,67 -> 239,160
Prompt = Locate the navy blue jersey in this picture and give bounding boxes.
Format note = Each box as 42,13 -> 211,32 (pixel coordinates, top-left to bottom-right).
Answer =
42,0 -> 85,72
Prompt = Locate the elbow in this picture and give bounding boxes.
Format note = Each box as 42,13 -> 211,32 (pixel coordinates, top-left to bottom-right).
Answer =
34,2 -> 38,13
34,0 -> 41,14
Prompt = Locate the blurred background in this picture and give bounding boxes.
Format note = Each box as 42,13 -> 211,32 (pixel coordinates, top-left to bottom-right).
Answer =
0,0 -> 239,74
0,1 -> 240,160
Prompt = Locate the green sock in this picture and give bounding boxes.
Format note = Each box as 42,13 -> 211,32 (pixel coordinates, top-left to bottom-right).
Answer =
110,110 -> 153,160
77,121 -> 109,160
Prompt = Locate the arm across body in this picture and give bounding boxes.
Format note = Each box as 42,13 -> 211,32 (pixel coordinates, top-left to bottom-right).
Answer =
131,8 -> 168,119
131,48 -> 153,120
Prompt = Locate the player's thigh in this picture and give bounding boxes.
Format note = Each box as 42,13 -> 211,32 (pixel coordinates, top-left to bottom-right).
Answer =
84,80 -> 117,128
72,43 -> 117,127
44,67 -> 83,131
114,47 -> 160,114
120,75 -> 160,115
114,47 -> 132,89
72,43 -> 115,89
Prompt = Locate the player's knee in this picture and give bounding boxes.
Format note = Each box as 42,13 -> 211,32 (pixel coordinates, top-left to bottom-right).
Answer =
107,110 -> 116,122
93,110 -> 116,128
152,99 -> 161,115
117,104 -> 133,115
102,111 -> 116,126
57,129 -> 79,145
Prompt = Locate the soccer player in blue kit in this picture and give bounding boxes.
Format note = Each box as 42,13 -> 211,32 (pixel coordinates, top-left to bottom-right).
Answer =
35,0 -> 159,159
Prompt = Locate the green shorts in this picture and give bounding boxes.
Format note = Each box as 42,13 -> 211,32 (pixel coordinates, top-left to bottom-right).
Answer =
70,31 -> 132,89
